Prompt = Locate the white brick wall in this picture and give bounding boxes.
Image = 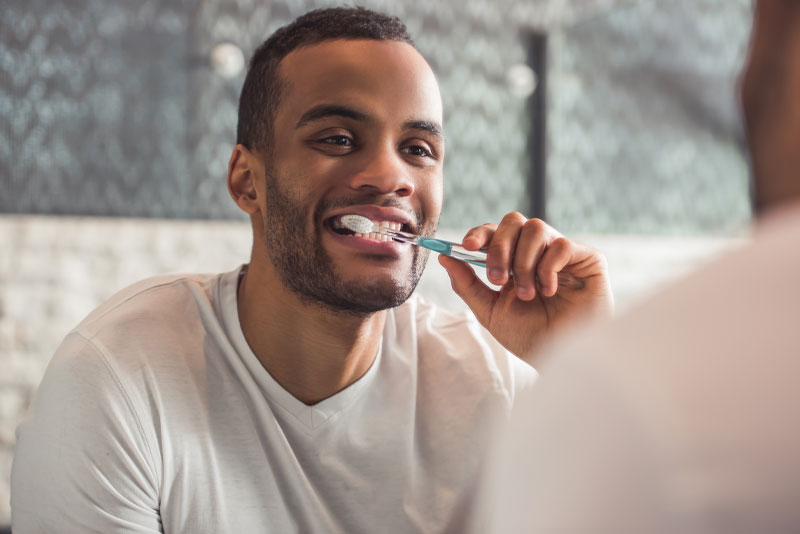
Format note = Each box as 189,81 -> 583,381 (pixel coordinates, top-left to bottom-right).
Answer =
0,215 -> 743,526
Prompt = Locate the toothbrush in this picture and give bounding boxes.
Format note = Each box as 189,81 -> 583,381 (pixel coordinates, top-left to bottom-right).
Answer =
338,214 -> 584,290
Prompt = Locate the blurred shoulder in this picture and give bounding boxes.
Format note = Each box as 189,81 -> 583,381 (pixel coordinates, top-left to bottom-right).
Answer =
392,295 -> 537,396
75,269 -> 234,338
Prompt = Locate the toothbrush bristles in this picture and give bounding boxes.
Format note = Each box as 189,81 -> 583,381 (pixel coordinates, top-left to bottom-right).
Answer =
339,214 -> 377,234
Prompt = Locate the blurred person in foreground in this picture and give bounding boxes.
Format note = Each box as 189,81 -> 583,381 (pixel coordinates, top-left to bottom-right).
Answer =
10,7 -> 612,533
491,1 -> 800,532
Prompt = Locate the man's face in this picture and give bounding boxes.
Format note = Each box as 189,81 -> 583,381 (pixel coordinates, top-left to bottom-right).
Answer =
259,39 -> 444,314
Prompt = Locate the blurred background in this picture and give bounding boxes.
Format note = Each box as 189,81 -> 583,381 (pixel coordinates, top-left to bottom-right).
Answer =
0,0 -> 752,526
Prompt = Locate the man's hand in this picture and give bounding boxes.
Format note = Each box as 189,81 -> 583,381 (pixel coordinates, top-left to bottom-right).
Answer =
438,213 -> 613,362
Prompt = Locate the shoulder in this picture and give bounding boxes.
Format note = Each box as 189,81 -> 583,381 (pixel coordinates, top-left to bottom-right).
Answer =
36,270 -> 228,398
19,269 -> 240,457
76,271 -> 226,338
58,267 -> 240,396
390,295 -> 537,398
391,294 -> 489,349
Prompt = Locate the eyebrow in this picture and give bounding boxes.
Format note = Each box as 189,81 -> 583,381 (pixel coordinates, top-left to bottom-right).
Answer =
403,119 -> 445,141
295,105 -> 368,128
295,104 -> 445,141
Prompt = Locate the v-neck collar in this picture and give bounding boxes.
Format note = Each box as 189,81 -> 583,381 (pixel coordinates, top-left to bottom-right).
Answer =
218,265 -> 384,432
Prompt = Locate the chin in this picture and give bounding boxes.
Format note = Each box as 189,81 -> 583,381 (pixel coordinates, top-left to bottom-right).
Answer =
327,271 -> 419,315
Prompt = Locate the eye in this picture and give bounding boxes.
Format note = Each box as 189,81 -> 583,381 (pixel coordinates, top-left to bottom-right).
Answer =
401,144 -> 433,158
320,135 -> 353,146
310,133 -> 357,155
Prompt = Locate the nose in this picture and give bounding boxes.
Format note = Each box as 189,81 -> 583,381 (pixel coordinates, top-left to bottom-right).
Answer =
347,144 -> 415,197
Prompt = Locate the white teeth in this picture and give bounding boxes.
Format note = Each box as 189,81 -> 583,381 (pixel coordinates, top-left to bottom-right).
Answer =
375,221 -> 402,231
339,218 -> 404,242
366,232 -> 391,242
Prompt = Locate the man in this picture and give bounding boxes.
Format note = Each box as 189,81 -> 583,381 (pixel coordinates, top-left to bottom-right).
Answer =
11,7 -> 612,533
491,1 -> 800,532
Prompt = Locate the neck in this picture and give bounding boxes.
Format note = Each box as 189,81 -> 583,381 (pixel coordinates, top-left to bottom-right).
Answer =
237,259 -> 386,406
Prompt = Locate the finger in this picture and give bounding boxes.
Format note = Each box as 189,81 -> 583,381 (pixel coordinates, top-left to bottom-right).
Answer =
510,218 -> 551,301
536,237 -> 574,297
438,255 -> 497,327
485,212 -> 527,287
461,223 -> 497,251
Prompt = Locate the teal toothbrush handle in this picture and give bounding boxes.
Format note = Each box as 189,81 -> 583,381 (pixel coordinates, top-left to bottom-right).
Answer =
417,237 -> 488,268
416,236 -> 585,290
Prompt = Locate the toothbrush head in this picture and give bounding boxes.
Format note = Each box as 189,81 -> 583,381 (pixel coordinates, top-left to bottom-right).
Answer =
338,214 -> 377,234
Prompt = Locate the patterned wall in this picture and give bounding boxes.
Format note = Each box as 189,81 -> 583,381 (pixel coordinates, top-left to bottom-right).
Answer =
1,0 -> 751,232
2,0 -> 197,218
547,0 -> 753,234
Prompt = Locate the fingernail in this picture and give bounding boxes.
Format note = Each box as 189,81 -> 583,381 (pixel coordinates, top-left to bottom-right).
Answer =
488,268 -> 503,281
517,286 -> 534,299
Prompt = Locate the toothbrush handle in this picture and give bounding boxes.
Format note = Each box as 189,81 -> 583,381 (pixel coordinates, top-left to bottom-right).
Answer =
417,236 -> 585,290
417,237 -> 487,267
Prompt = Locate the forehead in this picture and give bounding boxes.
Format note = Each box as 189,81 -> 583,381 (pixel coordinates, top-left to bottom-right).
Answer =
276,39 -> 443,126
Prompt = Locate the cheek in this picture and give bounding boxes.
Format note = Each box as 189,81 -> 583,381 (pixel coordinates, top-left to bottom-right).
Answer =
270,158 -> 320,202
424,177 -> 444,219
279,153 -> 352,197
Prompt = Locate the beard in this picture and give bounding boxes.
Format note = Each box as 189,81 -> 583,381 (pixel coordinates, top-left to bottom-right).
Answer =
263,169 -> 436,316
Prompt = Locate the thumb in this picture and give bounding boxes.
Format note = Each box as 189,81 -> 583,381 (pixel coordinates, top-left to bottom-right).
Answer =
438,255 -> 497,326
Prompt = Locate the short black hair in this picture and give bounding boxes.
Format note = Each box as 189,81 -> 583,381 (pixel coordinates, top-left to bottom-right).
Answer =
236,7 -> 415,153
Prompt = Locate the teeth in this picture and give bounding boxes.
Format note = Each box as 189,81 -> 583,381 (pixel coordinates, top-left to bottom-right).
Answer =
338,217 -> 404,242
372,220 -> 402,231
366,232 -> 392,242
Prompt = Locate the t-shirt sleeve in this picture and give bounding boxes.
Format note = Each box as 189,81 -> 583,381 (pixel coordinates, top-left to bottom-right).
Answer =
11,332 -> 162,533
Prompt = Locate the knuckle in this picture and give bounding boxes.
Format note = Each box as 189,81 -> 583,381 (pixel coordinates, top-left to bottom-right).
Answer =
501,211 -> 527,225
522,217 -> 547,233
550,236 -> 571,252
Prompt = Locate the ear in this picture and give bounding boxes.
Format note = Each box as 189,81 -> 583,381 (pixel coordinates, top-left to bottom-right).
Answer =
227,144 -> 263,215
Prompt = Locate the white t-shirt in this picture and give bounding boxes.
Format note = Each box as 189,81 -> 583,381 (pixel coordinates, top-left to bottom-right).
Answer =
490,204 -> 800,534
12,266 -> 536,533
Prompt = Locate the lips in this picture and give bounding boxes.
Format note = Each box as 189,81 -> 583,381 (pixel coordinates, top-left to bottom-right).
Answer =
323,205 -> 413,254
324,207 -> 416,245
